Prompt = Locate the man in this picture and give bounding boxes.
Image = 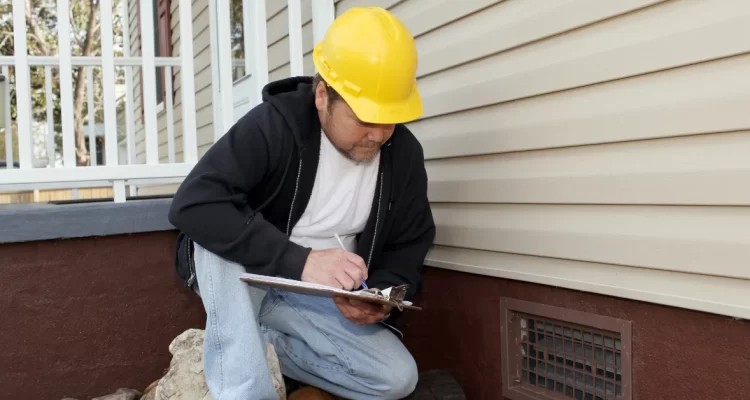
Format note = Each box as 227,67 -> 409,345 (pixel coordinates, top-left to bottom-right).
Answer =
168,6 -> 435,400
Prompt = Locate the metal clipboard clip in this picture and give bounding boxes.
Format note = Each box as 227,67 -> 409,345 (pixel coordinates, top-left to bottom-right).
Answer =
364,284 -> 410,311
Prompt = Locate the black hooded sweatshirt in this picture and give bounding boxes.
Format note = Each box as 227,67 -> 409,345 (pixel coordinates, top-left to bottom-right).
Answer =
168,76 -> 435,322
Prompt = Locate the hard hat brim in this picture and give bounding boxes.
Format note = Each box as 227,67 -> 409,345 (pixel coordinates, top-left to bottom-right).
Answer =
338,82 -> 424,125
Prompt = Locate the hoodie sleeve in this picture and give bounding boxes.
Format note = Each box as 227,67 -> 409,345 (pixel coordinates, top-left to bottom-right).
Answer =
168,103 -> 310,279
367,142 -> 436,305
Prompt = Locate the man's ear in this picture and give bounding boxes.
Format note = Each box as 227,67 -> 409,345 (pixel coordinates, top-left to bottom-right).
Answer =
314,81 -> 328,112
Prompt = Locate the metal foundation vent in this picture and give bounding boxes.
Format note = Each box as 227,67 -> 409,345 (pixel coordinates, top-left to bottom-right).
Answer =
501,299 -> 632,400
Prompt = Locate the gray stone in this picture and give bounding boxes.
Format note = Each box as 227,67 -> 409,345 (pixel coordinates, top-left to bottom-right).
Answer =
91,388 -> 142,400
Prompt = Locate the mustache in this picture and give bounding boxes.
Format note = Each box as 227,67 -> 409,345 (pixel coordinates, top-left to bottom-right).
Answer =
357,141 -> 382,149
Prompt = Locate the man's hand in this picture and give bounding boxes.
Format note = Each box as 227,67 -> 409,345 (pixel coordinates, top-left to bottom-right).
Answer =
334,297 -> 391,325
301,249 -> 367,290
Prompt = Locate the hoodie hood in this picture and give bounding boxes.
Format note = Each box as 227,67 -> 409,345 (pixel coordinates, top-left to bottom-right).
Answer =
261,76 -> 319,150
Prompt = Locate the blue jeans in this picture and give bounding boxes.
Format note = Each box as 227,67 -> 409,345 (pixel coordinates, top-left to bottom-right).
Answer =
193,243 -> 419,400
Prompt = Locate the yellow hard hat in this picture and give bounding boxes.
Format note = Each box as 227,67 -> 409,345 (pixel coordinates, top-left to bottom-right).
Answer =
313,7 -> 423,124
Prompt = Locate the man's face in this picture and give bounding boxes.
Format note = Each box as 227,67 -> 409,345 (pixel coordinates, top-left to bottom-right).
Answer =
315,82 -> 395,162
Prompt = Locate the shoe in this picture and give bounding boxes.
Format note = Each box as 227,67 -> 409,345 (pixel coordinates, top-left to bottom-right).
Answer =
287,386 -> 337,400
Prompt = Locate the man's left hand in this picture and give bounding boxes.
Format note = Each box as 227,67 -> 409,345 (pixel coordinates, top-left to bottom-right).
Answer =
333,296 -> 391,325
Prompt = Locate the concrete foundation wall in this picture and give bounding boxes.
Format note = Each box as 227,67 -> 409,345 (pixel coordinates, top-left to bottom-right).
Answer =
0,231 -> 206,400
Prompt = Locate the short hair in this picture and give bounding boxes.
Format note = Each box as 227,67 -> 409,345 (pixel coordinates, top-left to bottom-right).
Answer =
312,73 -> 342,106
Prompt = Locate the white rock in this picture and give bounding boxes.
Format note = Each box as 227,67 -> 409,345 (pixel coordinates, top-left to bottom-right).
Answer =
152,329 -> 285,400
266,342 -> 286,399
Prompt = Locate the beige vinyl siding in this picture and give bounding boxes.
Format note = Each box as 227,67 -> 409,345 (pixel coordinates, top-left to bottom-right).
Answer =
383,0 -> 750,320
265,0 -> 317,80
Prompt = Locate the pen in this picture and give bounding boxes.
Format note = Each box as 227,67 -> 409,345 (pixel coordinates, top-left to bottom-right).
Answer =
334,233 -> 368,289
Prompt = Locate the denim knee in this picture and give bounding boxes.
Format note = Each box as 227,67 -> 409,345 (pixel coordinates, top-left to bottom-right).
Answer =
377,352 -> 419,399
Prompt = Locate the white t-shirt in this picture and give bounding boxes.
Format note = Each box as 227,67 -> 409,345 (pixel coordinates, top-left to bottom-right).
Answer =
288,130 -> 380,252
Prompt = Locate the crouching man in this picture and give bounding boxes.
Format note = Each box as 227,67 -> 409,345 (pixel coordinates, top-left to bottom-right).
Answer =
168,6 -> 435,400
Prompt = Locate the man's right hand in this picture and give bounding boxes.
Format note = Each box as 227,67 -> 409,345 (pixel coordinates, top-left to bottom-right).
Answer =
300,249 -> 367,290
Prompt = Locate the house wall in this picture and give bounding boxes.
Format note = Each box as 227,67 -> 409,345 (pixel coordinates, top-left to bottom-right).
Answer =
391,0 -> 750,320
125,0 -> 750,318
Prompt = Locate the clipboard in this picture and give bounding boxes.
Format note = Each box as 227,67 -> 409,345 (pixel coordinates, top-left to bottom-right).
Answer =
239,273 -> 422,311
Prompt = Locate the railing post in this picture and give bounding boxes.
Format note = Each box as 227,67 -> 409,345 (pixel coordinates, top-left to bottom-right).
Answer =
242,0 -> 254,77
113,180 -> 126,203
57,0 -> 76,167
179,0 -> 198,164
213,0 -> 235,141
287,0 -> 304,77
139,0 -> 160,165
2,66 -> 14,168
121,0 -> 138,195
208,0 -> 224,139
251,0 -> 269,107
311,0 -> 335,45
100,0 -> 119,167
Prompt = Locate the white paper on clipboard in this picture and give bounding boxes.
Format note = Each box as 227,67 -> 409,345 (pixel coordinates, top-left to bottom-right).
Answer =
238,273 -> 421,311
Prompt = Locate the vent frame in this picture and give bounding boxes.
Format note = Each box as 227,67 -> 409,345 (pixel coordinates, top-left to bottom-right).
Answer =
500,298 -> 632,400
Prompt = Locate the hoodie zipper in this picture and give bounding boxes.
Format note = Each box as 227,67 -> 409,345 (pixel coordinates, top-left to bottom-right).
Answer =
374,174 -> 404,341
186,237 -> 197,289
272,146 -> 403,338
286,157 -> 303,235
366,172 -> 384,268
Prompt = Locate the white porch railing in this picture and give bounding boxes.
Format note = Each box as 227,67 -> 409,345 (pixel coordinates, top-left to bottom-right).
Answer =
0,0 -> 197,203
0,0 -> 335,203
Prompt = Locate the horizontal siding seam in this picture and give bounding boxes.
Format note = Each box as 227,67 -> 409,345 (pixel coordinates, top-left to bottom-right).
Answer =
421,127 -> 750,161
427,243 -> 750,282
417,0 -> 668,79
417,51 -> 750,123
411,0 -> 504,39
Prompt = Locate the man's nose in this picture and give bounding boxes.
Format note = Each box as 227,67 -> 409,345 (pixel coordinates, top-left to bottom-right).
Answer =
367,125 -> 393,143
367,129 -> 384,143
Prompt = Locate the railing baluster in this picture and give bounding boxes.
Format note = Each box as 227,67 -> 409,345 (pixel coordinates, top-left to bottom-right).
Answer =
165,66 -> 175,164
125,64 -> 137,167
100,0 -> 118,169
2,66 -> 13,168
179,0 -> 198,164
140,0 -> 159,165
12,0 -> 32,169
287,0 -> 304,77
45,66 -> 55,167
57,0 -> 76,167
86,67 -> 97,166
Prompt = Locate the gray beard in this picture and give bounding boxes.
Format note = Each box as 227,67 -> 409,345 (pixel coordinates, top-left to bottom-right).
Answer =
322,127 -> 379,164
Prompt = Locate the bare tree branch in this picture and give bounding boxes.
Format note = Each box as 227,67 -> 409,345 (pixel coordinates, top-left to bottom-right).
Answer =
72,0 -> 100,166
25,0 -> 53,56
